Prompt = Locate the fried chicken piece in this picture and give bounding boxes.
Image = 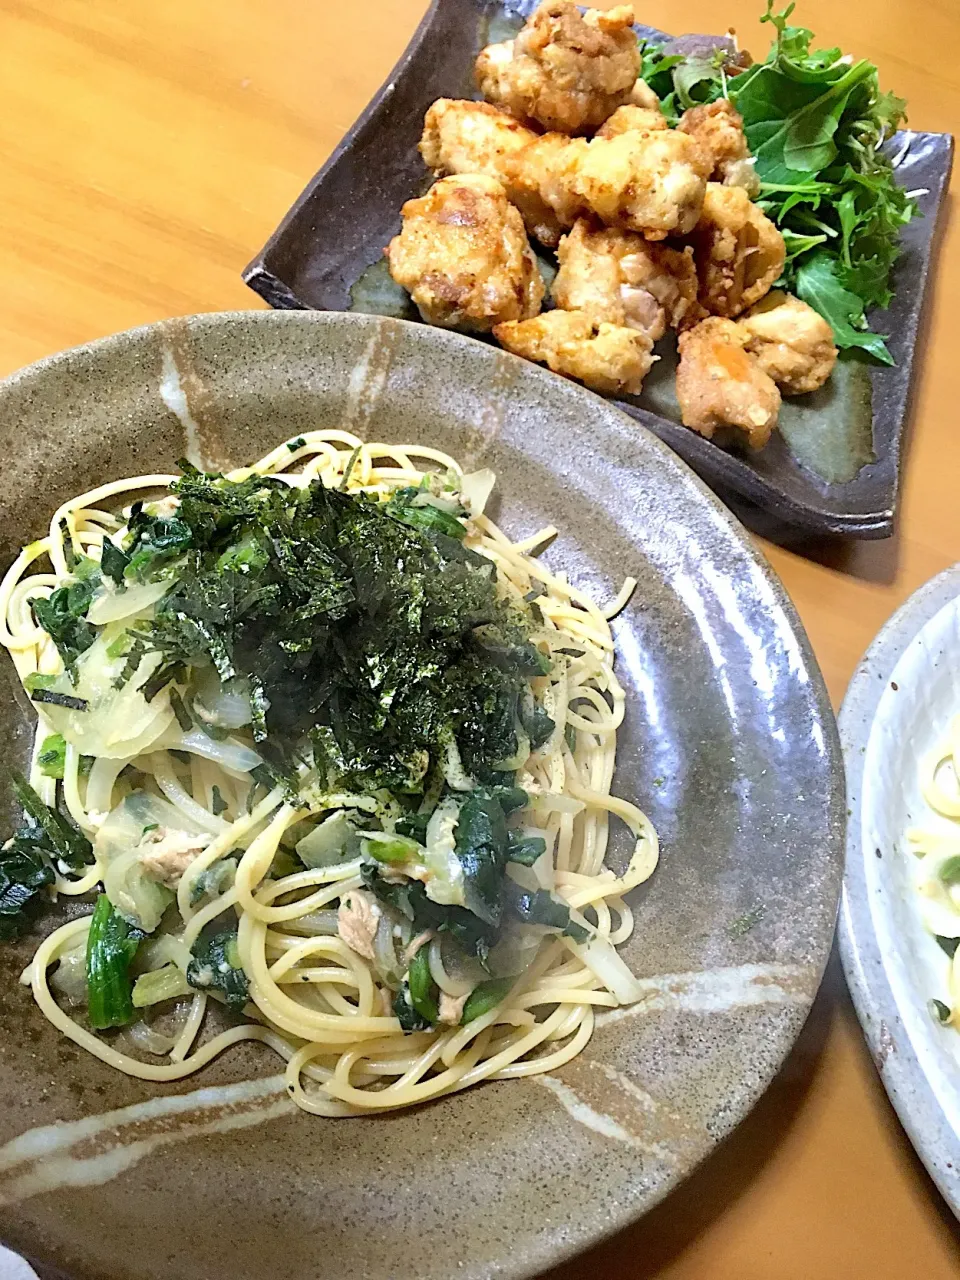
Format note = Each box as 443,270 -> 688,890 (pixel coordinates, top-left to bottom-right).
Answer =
511,131 -> 590,245
386,175 -> 544,332
573,127 -> 709,239
628,77 -> 662,111
739,290 -> 838,394
596,104 -> 668,138
689,183 -> 786,318
676,316 -> 780,448
420,99 -> 575,246
421,99 -> 707,247
553,217 -> 701,340
475,1 -> 640,134
677,99 -> 760,197
494,310 -> 655,396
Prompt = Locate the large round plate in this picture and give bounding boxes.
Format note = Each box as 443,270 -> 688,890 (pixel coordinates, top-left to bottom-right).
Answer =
0,312 -> 843,1280
840,563 -> 960,1217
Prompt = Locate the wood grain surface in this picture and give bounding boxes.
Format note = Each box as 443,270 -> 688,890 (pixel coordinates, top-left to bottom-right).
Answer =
1,0 -> 959,1276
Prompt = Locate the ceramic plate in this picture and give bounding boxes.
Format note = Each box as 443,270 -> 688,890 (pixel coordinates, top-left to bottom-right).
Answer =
243,0 -> 953,540
0,311 -> 843,1280
840,564 -> 960,1217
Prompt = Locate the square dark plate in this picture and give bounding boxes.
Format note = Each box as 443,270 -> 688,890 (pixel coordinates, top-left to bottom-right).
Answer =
243,0 -> 953,539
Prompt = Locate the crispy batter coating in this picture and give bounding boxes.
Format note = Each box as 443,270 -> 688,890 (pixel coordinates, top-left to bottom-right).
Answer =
689,183 -> 786,318
677,99 -> 760,196
739,290 -> 838,394
572,127 -> 709,239
511,132 -> 591,246
596,104 -> 668,138
676,317 -> 781,448
553,217 -> 702,340
628,77 -> 662,111
386,175 -> 544,332
475,2 -> 640,134
420,99 -> 576,247
494,309 -> 656,396
421,99 -> 708,247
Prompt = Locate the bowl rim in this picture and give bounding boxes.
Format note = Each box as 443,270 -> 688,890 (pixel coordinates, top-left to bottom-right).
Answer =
839,560 -> 960,1219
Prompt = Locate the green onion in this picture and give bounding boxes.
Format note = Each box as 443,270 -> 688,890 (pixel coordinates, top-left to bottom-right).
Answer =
407,945 -> 439,1024
461,977 -> 515,1025
361,833 -> 420,865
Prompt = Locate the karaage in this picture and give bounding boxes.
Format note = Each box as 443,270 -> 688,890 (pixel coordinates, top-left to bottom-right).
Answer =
676,316 -> 781,448
689,183 -> 785,317
386,175 -> 544,331
739,290 -> 838,394
475,1 -> 640,134
494,310 -> 656,396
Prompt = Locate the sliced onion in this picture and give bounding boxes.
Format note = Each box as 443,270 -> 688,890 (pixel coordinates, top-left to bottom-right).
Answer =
459,469 -> 496,516
120,1019 -> 178,1057
152,726 -> 262,775
87,577 -> 171,626
41,637 -> 174,760
286,909 -> 340,936
574,936 -> 645,1004
192,668 -> 253,730
373,913 -> 403,986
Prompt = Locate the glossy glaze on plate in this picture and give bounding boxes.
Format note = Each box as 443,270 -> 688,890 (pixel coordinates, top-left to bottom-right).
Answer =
242,0 -> 953,540
840,564 -> 960,1219
0,311 -> 843,1280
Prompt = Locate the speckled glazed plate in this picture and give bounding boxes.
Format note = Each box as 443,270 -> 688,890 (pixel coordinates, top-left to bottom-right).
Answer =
0,311 -> 843,1280
840,565 -> 960,1219
243,0 -> 953,541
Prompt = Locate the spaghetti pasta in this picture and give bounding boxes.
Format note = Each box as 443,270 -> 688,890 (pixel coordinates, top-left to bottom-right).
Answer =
2,430 -> 657,1116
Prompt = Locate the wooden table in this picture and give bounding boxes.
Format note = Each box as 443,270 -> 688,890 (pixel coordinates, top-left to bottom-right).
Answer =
1,0 -> 959,1275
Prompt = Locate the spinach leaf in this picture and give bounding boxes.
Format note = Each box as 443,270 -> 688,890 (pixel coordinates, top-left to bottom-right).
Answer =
12,772 -> 93,871
99,540 -> 131,587
0,832 -> 55,940
393,981 -> 431,1031
186,925 -> 249,1010
506,886 -> 592,943
85,895 -> 144,1029
31,579 -> 96,678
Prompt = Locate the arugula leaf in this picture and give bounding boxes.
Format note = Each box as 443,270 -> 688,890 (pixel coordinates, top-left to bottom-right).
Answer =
639,1 -> 916,362
795,252 -> 893,363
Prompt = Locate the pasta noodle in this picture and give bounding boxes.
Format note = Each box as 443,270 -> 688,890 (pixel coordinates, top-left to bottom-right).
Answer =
2,430 -> 658,1116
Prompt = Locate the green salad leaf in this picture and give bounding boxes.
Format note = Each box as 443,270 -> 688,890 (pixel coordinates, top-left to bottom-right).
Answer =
638,1 -> 917,362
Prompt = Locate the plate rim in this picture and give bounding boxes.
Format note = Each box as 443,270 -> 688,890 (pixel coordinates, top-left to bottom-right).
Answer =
241,0 -> 954,541
839,561 -> 960,1218
0,308 -> 847,1279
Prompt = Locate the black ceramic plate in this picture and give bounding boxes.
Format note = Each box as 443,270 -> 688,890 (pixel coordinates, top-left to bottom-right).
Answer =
243,0 -> 953,539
